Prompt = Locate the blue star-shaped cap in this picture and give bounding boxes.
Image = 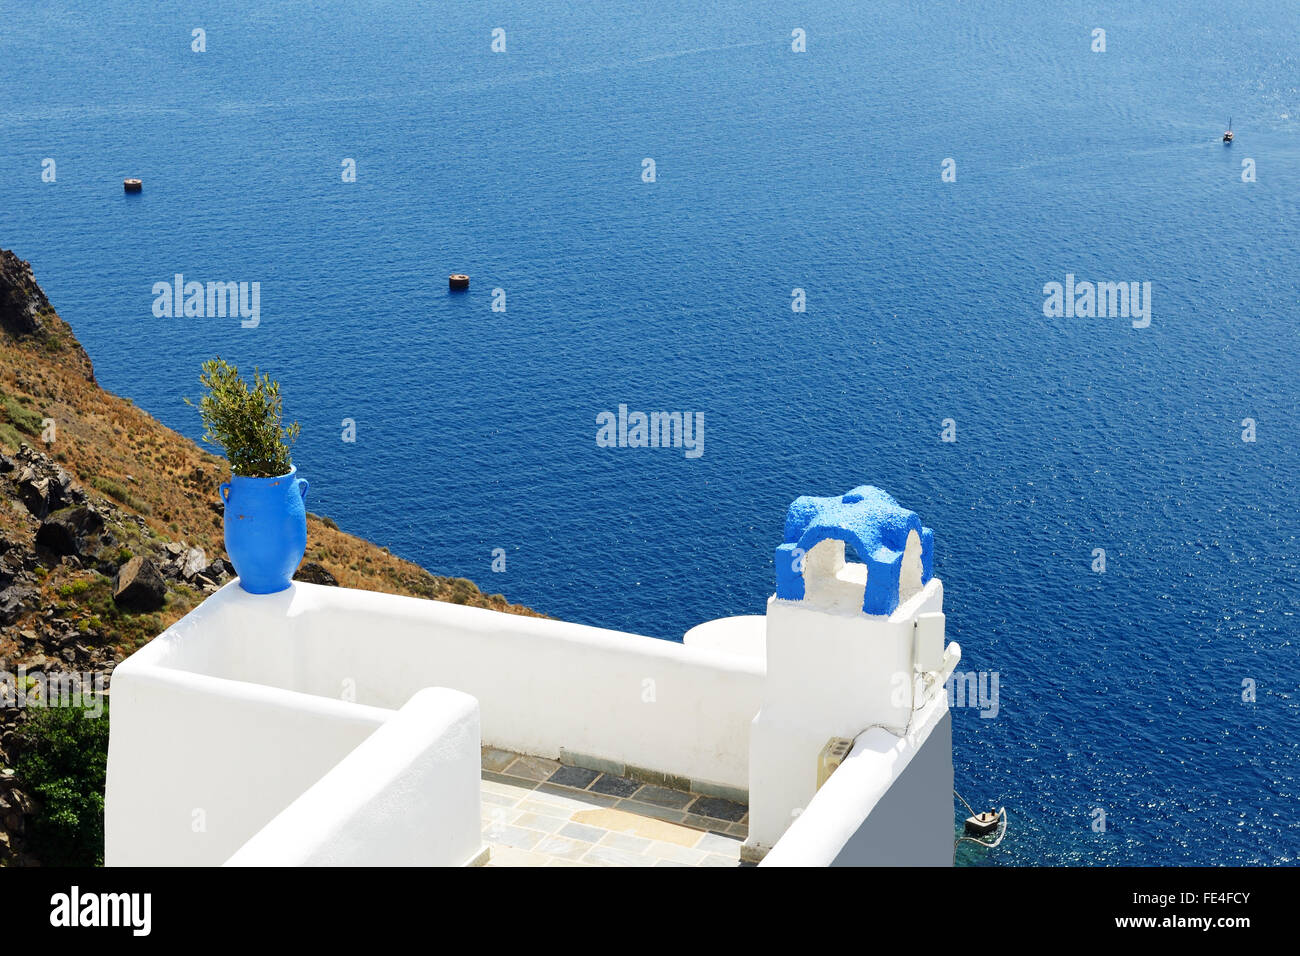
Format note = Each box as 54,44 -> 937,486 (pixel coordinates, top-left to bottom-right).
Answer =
774,486 -> 933,615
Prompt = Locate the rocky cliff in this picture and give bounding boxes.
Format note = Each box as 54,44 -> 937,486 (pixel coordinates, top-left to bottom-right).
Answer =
0,250 -> 539,865
0,250 -> 95,384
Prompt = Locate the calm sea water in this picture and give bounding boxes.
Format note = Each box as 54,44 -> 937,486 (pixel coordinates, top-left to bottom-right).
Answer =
2,1 -> 1297,866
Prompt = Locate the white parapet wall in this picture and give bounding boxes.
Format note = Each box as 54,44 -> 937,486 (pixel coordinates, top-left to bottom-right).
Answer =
226,687 -> 484,867
105,580 -> 766,865
105,660 -> 396,866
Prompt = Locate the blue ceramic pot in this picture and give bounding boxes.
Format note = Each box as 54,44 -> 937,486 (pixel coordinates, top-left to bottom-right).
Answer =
219,466 -> 309,594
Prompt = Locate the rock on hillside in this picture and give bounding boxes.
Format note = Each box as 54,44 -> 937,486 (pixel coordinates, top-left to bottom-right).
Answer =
0,251 -> 94,383
0,250 -> 53,340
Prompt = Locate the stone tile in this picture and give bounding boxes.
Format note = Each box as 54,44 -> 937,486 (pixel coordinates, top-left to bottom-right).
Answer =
489,825 -> 545,851
525,789 -> 593,812
481,807 -> 520,834
589,774 -> 643,798
536,783 -> 618,808
644,841 -> 707,865
694,831 -> 744,856
487,845 -> 551,867
477,759 -> 746,867
533,835 -> 593,862
481,777 -> 532,797
599,831 -> 651,854
559,822 -> 607,844
632,785 -> 694,809
681,812 -> 733,835
513,812 -> 567,834
505,755 -> 562,781
548,765 -> 600,789
581,844 -> 656,867
688,796 -> 747,822
516,799 -> 579,820
530,785 -> 614,812
572,808 -> 701,847
481,747 -> 517,772
615,800 -> 688,825
482,770 -> 539,791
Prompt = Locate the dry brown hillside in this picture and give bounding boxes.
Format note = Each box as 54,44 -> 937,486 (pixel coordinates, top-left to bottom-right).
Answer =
0,249 -> 543,862
0,250 -> 540,620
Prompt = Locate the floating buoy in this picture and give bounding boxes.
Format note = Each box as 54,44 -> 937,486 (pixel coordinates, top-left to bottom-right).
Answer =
123,178 -> 143,193
448,274 -> 469,290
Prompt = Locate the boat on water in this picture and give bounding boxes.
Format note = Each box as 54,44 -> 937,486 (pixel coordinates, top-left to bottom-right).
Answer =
1223,118 -> 1234,143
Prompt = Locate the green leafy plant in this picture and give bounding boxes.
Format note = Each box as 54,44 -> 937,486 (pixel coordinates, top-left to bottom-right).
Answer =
15,702 -> 110,867
186,358 -> 299,478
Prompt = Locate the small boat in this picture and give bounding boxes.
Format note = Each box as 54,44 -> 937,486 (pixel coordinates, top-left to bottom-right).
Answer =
123,178 -> 143,192
1223,119 -> 1233,143
964,810 -> 1001,837
448,274 -> 469,290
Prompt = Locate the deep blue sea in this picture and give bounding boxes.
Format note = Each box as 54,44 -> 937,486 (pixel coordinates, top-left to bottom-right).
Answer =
2,1 -> 1297,866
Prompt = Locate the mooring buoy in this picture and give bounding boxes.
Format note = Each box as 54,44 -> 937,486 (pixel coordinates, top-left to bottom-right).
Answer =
123,178 -> 143,193
449,274 -> 469,290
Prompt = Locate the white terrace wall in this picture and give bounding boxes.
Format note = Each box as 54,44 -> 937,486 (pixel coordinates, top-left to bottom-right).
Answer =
164,583 -> 767,789
105,661 -> 395,866
106,581 -> 768,866
226,688 -> 484,867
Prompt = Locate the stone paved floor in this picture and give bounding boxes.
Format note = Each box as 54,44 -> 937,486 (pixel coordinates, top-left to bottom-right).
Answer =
480,748 -> 749,867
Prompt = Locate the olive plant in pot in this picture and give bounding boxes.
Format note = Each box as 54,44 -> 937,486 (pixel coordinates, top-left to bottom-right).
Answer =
188,358 -> 308,594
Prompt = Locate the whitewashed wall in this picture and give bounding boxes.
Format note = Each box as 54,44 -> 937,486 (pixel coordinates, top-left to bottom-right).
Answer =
105,663 -> 394,866
107,572 -> 958,867
226,688 -> 484,867
141,583 -> 766,790
760,704 -> 953,866
105,581 -> 767,867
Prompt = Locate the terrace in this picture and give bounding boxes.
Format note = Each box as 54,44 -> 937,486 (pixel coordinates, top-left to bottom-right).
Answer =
477,748 -> 748,867
104,486 -> 960,867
